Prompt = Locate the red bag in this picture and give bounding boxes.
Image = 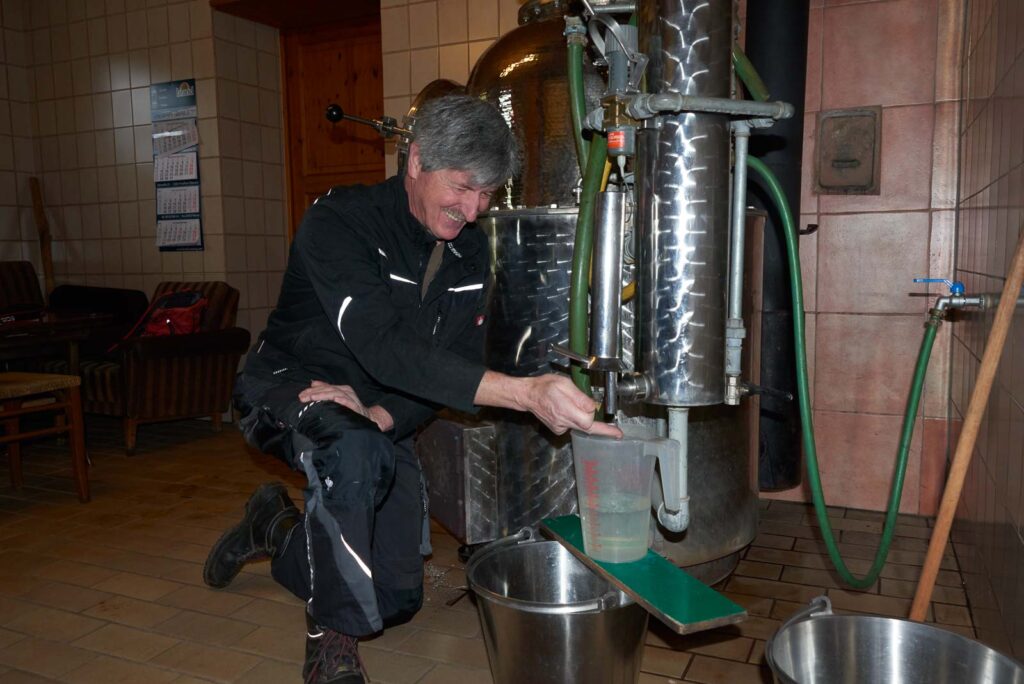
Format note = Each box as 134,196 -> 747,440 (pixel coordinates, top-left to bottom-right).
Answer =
109,291 -> 208,352
140,291 -> 208,336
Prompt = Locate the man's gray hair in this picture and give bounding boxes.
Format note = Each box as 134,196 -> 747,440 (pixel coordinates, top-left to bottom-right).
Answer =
412,95 -> 521,189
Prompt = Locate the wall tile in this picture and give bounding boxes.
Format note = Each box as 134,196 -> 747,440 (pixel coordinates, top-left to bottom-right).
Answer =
94,129 -> 115,166
149,45 -> 170,83
935,0 -> 965,103
497,0 -> 519,35
189,0 -> 212,39
191,37 -> 214,79
87,16 -> 106,55
111,89 -> 132,128
408,2 -> 438,50
811,409 -> 922,513
32,28 -> 51,64
130,87 -> 150,125
932,101 -> 959,209
68,20 -> 89,59
132,124 -> 151,163
467,39 -> 492,70
438,0 -> 467,45
106,14 -> 127,53
108,52 -> 130,90
382,51 -> 410,98
816,211 -> 930,314
128,48 -> 149,87
815,313 -> 926,415
438,43 -> 468,84
170,41 -> 191,80
821,0 -> 938,109
236,45 -> 257,86
467,1 -> 497,42
381,6 -> 409,54
72,58 -> 92,95
125,10 -> 147,50
409,47 -> 438,95
805,8 -> 823,114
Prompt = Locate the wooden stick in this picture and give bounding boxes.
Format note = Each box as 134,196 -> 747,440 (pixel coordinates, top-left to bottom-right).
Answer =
909,230 -> 1024,621
29,176 -> 55,297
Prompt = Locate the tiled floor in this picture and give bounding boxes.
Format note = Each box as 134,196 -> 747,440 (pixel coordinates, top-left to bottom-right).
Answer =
0,418 -> 974,683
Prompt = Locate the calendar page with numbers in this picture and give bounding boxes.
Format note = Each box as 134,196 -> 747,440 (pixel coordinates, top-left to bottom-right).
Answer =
151,79 -> 203,251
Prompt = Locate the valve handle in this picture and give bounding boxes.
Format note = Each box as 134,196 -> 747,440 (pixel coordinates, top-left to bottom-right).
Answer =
740,381 -> 793,402
549,343 -> 595,370
913,277 -> 965,296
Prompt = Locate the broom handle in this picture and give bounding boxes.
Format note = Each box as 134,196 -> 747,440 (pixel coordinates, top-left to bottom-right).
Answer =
909,231 -> 1024,621
29,177 -> 55,297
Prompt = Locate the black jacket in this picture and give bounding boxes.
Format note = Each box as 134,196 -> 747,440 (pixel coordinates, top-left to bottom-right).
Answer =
253,175 -> 490,438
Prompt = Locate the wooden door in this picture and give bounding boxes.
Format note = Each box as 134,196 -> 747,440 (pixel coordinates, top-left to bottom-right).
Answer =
282,16 -> 385,235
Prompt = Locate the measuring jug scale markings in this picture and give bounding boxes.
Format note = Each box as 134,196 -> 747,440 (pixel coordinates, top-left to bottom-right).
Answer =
572,426 -> 680,563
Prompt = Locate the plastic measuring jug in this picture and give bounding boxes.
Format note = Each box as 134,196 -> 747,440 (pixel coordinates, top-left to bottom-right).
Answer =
571,426 -> 680,563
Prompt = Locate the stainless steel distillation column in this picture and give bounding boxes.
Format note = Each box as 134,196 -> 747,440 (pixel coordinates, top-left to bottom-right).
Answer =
634,0 -> 758,582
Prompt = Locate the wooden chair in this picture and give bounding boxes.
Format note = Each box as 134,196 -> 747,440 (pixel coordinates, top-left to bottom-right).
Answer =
0,372 -> 89,502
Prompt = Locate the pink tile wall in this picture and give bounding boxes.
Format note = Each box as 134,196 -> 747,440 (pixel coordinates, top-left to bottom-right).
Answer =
951,0 -> 1024,659
764,0 -> 961,515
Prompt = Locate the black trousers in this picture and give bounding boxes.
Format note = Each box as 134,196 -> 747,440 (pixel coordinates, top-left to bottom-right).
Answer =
234,359 -> 428,637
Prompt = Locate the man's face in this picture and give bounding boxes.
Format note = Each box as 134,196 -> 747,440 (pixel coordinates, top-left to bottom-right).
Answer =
405,143 -> 496,242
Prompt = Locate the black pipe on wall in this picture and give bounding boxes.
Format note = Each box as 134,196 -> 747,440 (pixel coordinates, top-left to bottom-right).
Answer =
744,0 -> 810,491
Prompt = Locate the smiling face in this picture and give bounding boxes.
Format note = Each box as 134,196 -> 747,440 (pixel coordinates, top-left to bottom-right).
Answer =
404,143 -> 496,242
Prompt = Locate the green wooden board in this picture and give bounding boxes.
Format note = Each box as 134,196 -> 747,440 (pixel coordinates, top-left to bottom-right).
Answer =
541,515 -> 747,635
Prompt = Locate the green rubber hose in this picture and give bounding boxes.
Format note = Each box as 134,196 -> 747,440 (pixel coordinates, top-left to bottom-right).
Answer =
569,134 -> 608,394
568,41 -> 589,176
746,155 -> 941,589
732,44 -> 771,102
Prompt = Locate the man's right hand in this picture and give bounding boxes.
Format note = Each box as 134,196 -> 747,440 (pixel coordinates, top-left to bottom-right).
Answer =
474,370 -> 622,439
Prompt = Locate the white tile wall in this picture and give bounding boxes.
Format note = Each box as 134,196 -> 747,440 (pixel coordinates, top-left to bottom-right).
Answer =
379,0 -> 519,175
1,0 -> 287,339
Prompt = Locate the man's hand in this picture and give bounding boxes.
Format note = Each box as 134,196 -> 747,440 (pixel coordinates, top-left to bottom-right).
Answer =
297,380 -> 394,432
474,371 -> 622,438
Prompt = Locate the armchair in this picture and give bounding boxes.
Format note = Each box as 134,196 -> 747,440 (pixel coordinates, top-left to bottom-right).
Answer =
78,281 -> 251,454
0,260 -> 45,314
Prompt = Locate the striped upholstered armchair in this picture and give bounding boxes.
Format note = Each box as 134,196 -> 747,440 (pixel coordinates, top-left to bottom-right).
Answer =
79,281 -> 250,454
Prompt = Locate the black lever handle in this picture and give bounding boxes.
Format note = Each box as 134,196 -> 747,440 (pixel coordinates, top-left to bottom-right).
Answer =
741,381 -> 794,402
324,103 -> 412,140
325,103 -> 344,122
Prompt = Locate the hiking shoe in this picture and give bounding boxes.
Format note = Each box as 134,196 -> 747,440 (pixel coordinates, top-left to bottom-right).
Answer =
304,614 -> 366,684
202,481 -> 300,588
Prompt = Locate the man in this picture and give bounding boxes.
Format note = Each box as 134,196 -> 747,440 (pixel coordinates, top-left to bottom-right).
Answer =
202,95 -> 620,684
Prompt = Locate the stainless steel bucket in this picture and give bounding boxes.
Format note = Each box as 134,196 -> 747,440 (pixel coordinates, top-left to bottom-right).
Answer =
767,596 -> 1024,684
466,529 -> 649,684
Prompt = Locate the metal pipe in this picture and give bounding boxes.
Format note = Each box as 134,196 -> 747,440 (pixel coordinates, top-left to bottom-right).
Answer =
626,93 -> 794,121
590,189 -> 626,370
934,295 -> 985,312
604,372 -> 617,417
656,407 -> 690,532
587,1 -> 637,13
725,122 -> 751,406
729,124 -> 751,322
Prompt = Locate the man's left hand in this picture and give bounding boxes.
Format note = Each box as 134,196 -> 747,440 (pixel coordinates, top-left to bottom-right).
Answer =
298,380 -> 394,432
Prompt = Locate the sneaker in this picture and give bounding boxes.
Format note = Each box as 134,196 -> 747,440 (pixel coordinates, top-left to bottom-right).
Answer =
304,613 -> 367,684
202,481 -> 300,588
